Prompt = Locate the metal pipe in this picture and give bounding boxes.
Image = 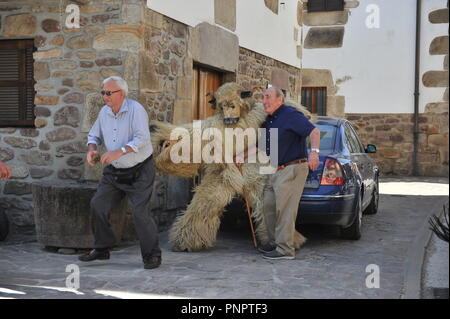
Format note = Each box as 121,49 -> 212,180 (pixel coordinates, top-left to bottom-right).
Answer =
413,0 -> 422,176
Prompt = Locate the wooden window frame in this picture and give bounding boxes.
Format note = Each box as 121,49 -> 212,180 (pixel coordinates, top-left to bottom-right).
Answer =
301,87 -> 327,116
0,39 -> 36,127
307,0 -> 345,13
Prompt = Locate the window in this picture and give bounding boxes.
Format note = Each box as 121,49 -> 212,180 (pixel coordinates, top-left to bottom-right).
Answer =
192,65 -> 223,121
307,0 -> 345,12
345,123 -> 364,153
301,87 -> 327,116
0,39 -> 35,127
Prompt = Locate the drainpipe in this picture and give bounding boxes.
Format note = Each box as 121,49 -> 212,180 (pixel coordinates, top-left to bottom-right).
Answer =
413,0 -> 422,176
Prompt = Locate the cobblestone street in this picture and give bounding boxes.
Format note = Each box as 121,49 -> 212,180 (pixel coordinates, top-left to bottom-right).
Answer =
0,177 -> 448,299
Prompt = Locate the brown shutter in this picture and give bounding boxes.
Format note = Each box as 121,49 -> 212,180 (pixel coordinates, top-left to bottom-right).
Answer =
308,0 -> 344,12
0,39 -> 35,127
192,65 -> 222,121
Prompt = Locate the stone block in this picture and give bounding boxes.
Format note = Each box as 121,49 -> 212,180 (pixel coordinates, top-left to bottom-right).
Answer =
215,0 -> 236,31
430,36 -> 449,55
3,137 -> 37,149
20,151 -> 52,166
139,54 -> 161,93
326,95 -> 345,118
34,62 -> 50,80
0,147 -> 14,162
64,93 -> 84,104
32,181 -> 128,248
301,68 -> 334,87
34,118 -> 48,128
76,51 -> 96,59
3,14 -> 36,37
67,35 -> 89,49
51,60 -> 78,70
304,27 -> 345,49
33,48 -> 62,60
422,71 -> 449,87
20,128 -> 39,137
50,35 -> 64,46
100,68 -> 122,79
81,93 -> 104,132
124,53 -> 139,91
76,71 -> 102,92
429,8 -> 449,24
297,1 -> 303,25
176,77 -> 193,100
173,99 -> 193,125
46,128 -> 77,142
10,165 -> 29,179
35,95 -> 59,105
41,19 -> 60,33
93,25 -> 143,51
4,181 -> 31,195
190,22 -> 239,73
425,102 -> 449,113
272,69 -> 290,91
56,141 -> 88,154
122,4 -> 142,25
30,168 -> 53,179
264,0 -> 279,14
54,106 -> 80,127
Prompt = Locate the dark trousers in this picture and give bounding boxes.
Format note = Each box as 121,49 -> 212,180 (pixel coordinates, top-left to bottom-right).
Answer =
90,157 -> 161,259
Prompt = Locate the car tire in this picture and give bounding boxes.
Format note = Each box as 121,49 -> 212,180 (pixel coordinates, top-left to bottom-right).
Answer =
0,208 -> 9,241
340,195 -> 362,240
364,176 -> 379,215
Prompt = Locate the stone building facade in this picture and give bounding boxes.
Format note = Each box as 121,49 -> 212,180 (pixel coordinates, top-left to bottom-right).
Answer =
0,0 -> 304,238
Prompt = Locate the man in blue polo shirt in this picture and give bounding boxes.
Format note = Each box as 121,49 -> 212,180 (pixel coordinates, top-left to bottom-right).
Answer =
259,86 -> 320,260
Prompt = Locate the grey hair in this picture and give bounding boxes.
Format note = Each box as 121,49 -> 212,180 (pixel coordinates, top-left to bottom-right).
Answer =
102,76 -> 128,96
268,86 -> 285,101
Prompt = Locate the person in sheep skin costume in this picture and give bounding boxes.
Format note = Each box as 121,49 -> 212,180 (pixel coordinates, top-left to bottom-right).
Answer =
150,82 -> 309,252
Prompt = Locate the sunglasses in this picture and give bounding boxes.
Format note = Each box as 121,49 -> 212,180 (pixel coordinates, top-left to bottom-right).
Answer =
101,89 -> 121,96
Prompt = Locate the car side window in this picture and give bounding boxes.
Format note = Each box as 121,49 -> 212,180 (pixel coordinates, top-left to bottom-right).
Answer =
345,123 -> 363,153
348,124 -> 365,153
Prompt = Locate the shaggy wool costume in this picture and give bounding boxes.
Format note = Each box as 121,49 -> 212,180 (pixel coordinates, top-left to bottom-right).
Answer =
150,83 -> 308,252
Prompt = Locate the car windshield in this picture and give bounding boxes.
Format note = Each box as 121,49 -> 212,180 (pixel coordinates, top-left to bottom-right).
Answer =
307,124 -> 337,153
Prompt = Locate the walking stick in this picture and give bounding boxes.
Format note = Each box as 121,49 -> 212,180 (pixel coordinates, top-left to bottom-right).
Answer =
236,163 -> 258,248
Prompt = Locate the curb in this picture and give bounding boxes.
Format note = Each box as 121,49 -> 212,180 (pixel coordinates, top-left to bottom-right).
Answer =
402,198 -> 449,299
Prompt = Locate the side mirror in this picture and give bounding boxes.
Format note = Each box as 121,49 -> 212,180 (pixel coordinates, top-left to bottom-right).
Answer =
365,144 -> 377,153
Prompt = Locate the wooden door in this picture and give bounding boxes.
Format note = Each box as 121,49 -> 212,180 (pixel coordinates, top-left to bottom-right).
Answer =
192,66 -> 222,120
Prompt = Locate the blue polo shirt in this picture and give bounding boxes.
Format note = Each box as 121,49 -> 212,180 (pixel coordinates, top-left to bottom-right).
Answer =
261,105 -> 315,166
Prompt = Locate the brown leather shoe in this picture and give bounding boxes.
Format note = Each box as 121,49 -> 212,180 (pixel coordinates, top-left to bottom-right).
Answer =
143,255 -> 161,269
78,249 -> 110,262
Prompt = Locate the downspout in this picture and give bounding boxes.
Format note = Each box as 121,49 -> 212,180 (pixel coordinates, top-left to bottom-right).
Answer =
413,0 -> 422,176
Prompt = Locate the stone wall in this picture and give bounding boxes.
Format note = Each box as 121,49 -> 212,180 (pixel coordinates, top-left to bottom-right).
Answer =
0,1 -> 189,238
237,47 -> 301,102
0,1 -> 303,238
346,113 -> 449,177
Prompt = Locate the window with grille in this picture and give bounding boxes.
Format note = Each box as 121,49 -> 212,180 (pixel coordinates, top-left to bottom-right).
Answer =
301,87 -> 327,116
0,39 -> 36,127
307,0 -> 345,12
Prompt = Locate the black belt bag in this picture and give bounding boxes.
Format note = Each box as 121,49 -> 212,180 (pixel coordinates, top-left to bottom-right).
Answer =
104,155 -> 152,185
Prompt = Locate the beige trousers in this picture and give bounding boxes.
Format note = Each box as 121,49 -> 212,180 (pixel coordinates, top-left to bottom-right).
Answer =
263,162 -> 309,256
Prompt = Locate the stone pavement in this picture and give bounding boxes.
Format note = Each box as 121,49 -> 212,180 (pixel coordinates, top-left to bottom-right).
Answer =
0,176 -> 448,299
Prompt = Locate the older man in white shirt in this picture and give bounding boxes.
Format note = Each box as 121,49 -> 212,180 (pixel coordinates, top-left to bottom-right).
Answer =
79,76 -> 161,270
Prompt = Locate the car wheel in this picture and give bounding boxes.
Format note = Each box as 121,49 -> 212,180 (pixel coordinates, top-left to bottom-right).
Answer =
0,208 -> 9,241
364,176 -> 379,215
340,195 -> 362,240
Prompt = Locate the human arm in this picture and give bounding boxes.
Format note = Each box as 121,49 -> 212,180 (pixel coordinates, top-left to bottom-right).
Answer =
308,128 -> 320,171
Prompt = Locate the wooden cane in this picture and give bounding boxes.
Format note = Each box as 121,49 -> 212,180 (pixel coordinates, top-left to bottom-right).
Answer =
236,163 -> 258,248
